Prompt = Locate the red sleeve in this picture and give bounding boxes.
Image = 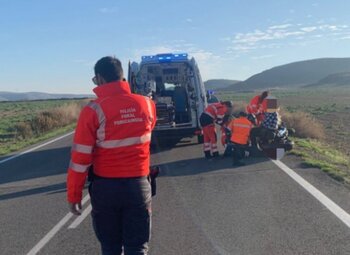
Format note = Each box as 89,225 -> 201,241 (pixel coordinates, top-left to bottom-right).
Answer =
67,105 -> 99,203
261,99 -> 268,112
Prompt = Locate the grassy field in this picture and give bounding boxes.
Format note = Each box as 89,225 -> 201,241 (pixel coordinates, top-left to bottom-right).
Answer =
0,99 -> 87,156
216,87 -> 350,184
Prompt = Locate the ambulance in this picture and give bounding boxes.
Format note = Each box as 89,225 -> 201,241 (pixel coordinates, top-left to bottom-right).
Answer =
128,53 -> 207,144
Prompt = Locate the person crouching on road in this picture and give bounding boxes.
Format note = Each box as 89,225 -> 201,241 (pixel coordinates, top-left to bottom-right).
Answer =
227,112 -> 253,166
67,56 -> 156,255
246,91 -> 269,125
199,101 -> 233,159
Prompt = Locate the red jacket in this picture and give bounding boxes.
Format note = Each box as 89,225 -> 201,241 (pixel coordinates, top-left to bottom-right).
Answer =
228,117 -> 253,145
246,95 -> 267,115
204,102 -> 228,125
67,81 -> 156,203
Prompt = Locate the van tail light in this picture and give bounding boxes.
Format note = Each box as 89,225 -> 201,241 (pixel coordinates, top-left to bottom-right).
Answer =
194,130 -> 202,135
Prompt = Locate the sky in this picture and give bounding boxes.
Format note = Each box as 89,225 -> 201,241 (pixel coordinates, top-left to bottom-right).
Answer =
0,0 -> 350,94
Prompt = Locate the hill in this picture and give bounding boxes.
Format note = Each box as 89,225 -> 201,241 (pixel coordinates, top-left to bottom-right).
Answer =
235,58 -> 350,91
304,72 -> 350,88
0,91 -> 93,101
204,79 -> 240,90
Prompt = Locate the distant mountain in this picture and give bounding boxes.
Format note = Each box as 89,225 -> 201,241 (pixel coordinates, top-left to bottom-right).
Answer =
204,79 -> 240,90
0,92 -> 93,101
235,58 -> 350,91
304,72 -> 350,88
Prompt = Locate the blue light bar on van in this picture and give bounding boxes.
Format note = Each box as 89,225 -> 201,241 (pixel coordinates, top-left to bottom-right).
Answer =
141,53 -> 188,63
207,90 -> 215,95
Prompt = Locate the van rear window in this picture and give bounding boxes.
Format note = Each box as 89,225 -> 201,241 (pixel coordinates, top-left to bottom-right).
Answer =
163,68 -> 178,75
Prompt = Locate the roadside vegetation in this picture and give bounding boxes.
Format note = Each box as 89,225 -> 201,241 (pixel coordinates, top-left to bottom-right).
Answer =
0,99 -> 88,156
291,138 -> 350,184
217,88 -> 350,184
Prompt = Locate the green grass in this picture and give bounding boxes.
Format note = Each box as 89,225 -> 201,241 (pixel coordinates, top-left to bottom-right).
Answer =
289,138 -> 350,184
0,99 -> 85,156
0,123 -> 76,156
0,99 -> 82,138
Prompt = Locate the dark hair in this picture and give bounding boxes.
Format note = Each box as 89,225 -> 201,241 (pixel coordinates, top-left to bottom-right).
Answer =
258,91 -> 269,103
94,56 -> 124,82
239,111 -> 247,117
221,101 -> 233,108
261,91 -> 269,99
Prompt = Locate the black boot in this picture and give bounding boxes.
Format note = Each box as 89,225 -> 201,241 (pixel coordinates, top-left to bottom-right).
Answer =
212,151 -> 219,158
204,151 -> 212,159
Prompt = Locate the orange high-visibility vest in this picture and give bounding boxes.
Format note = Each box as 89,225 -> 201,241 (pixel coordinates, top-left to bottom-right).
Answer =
67,81 -> 156,203
228,117 -> 253,145
204,103 -> 228,125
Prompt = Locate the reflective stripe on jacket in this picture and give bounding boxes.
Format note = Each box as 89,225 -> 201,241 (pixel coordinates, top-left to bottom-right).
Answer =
67,81 -> 156,203
228,117 -> 253,145
204,103 -> 227,124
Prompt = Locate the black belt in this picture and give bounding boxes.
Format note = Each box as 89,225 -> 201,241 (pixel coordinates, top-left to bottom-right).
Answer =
92,175 -> 147,180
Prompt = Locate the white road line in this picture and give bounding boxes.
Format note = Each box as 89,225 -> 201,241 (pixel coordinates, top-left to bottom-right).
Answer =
273,159 -> 350,228
68,204 -> 92,229
0,131 -> 74,165
26,194 -> 90,255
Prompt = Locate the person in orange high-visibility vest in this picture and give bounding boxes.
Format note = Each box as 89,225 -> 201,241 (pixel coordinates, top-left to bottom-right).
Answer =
246,91 -> 269,125
227,112 -> 253,166
67,56 -> 156,255
199,101 -> 233,159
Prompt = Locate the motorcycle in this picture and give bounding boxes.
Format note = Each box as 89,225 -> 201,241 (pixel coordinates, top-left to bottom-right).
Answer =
257,122 -> 294,152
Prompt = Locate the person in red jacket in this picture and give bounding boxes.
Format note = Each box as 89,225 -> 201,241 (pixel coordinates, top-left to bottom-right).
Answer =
246,91 -> 269,125
227,112 -> 253,166
199,101 -> 233,159
67,56 -> 156,255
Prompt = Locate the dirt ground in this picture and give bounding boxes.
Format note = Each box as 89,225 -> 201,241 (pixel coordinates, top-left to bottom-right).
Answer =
277,88 -> 350,156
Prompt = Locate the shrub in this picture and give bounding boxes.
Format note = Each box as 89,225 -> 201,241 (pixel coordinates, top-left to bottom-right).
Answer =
31,102 -> 82,135
280,108 -> 325,139
14,102 -> 83,139
14,122 -> 33,139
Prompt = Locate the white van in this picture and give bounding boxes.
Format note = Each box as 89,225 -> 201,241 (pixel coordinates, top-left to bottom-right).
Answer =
128,53 -> 207,144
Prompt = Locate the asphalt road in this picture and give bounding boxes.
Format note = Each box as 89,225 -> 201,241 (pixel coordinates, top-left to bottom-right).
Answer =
1,133 -> 350,255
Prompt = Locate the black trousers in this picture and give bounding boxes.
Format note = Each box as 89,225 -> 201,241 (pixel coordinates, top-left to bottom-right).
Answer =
89,176 -> 152,255
250,127 -> 276,145
232,143 -> 248,163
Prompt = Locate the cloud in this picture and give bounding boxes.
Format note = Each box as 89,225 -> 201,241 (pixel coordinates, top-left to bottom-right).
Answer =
185,18 -> 193,23
251,55 -> 274,60
232,28 -> 306,45
225,22 -> 350,53
268,24 -> 293,30
301,26 -> 318,32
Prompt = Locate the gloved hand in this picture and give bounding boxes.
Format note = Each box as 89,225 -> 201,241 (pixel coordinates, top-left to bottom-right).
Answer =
149,166 -> 160,197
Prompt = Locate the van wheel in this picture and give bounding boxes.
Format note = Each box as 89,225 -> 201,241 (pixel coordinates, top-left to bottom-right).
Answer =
197,135 -> 204,144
